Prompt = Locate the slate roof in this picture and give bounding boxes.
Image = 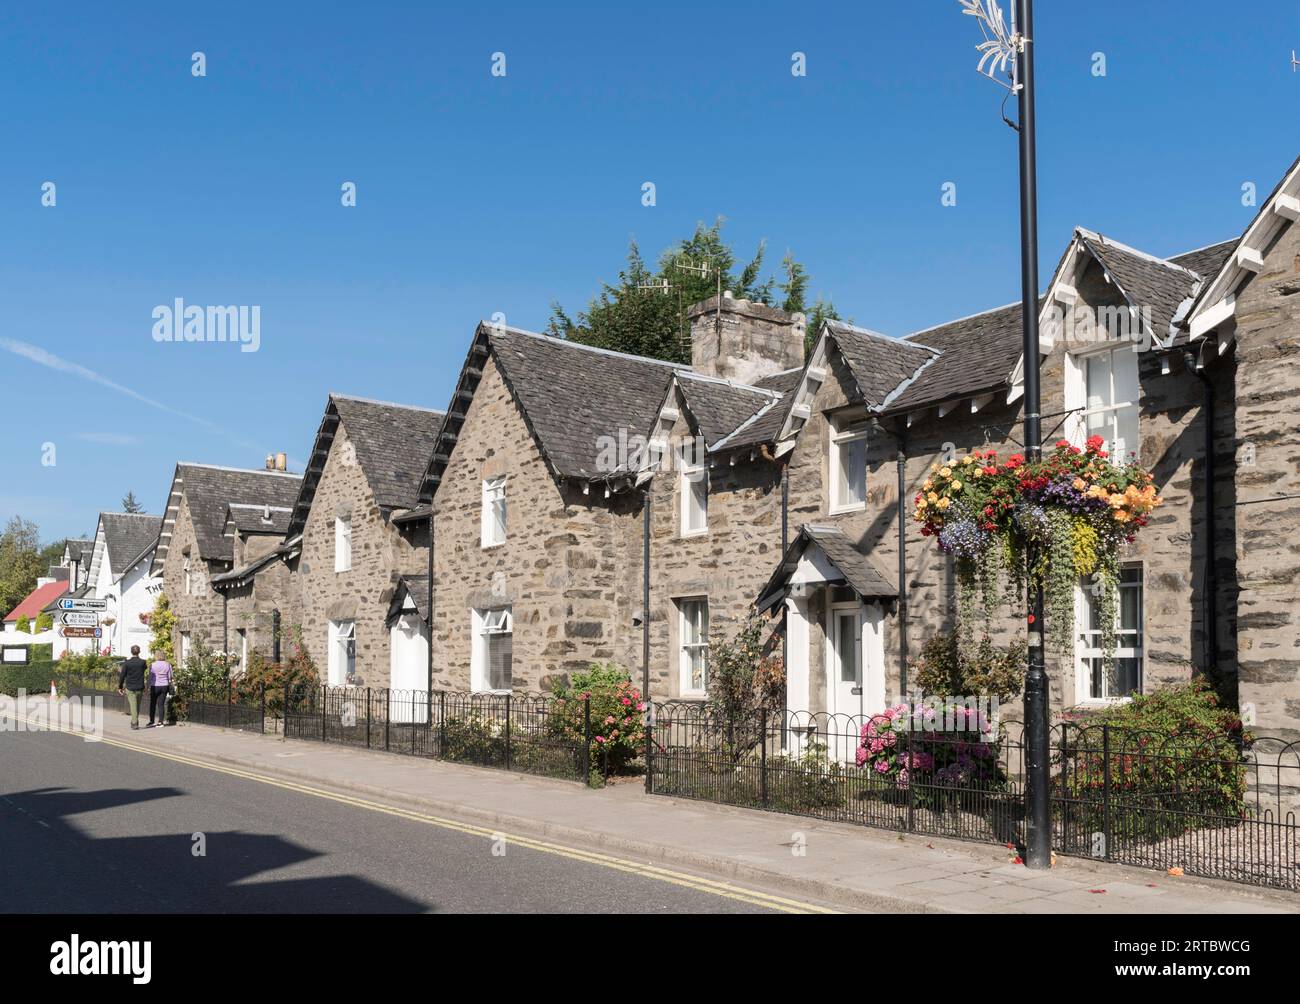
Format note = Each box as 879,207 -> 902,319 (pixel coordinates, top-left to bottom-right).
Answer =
287,394 -> 444,539
98,512 -> 162,578
1077,232 -> 1202,341
154,463 -> 304,571
225,503 -> 293,536
889,302 -> 1028,413
491,327 -> 679,478
755,524 -> 898,613
63,539 -> 94,564
676,373 -> 779,450
387,574 -> 431,626
1168,239 -> 1236,279
827,322 -> 939,408
752,368 -> 803,395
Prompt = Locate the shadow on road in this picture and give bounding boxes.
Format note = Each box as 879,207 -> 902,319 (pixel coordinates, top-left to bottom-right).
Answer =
0,784 -> 429,913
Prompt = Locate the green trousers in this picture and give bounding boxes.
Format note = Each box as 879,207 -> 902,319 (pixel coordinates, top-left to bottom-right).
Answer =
125,689 -> 142,727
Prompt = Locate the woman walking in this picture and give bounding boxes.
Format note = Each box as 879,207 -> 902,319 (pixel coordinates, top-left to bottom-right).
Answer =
147,653 -> 174,727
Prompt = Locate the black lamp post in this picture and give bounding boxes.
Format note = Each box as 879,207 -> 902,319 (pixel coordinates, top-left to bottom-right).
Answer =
961,0 -> 1051,869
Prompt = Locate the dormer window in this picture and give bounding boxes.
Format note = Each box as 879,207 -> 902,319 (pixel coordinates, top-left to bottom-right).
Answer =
1067,345 -> 1140,460
829,417 -> 868,513
679,446 -> 708,537
481,475 -> 507,547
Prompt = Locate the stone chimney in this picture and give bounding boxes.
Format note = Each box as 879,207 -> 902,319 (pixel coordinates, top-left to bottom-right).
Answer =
687,292 -> 805,384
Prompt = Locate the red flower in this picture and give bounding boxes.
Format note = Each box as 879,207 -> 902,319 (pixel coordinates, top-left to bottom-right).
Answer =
1055,438 -> 1071,449
1086,434 -> 1105,451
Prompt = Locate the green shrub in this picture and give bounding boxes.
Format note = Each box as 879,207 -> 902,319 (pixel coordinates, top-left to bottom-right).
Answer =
234,647 -> 320,717
171,635 -> 237,721
440,713 -> 508,764
911,631 -> 1025,702
15,616 -> 30,634
1055,679 -> 1250,841
548,663 -> 646,775
34,612 -> 53,632
0,662 -> 61,696
31,643 -> 53,661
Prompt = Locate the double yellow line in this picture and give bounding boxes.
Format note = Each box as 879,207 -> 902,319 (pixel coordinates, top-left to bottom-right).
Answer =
21,715 -> 839,914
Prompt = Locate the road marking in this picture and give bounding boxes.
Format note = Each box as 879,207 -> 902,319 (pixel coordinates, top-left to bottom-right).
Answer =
18,716 -> 839,914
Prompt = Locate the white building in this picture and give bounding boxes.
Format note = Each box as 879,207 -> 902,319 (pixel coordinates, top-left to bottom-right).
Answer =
85,512 -> 164,658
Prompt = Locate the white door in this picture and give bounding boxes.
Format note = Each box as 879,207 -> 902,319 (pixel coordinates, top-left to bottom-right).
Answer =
826,597 -> 862,762
389,612 -> 429,723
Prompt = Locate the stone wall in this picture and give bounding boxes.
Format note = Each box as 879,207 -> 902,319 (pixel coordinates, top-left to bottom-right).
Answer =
612,392 -> 784,699
162,495 -> 227,657
431,355 -> 626,693
1231,220 -> 1300,740
293,421 -> 426,688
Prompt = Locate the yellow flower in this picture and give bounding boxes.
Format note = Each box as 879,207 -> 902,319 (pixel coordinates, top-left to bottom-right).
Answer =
939,467 -> 952,478
961,455 -> 975,465
951,480 -> 962,490
923,479 -> 933,491
1113,510 -> 1131,523
972,468 -> 983,478
1072,478 -> 1086,491
936,497 -> 951,511
927,492 -> 939,503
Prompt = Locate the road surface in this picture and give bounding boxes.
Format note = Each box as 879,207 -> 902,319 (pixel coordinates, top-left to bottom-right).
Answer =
0,726 -> 832,913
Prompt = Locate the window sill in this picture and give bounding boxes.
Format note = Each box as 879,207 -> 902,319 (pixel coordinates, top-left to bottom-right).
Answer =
829,503 -> 866,516
1072,695 -> 1136,709
679,529 -> 708,540
677,691 -> 707,701
480,541 -> 506,551
471,688 -> 511,696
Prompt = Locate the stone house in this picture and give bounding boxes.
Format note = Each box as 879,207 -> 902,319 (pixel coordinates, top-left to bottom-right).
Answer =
209,501 -> 297,670
85,511 -> 164,657
279,394 -> 444,690
153,461 -> 303,663
416,154 -> 1300,740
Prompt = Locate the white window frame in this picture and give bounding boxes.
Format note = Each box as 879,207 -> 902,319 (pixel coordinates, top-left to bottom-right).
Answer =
829,417 -> 869,514
471,606 -> 513,693
236,628 -> 248,674
481,475 -> 507,548
678,598 -> 709,697
183,553 -> 192,595
1075,564 -> 1144,704
328,619 -> 356,686
678,449 -> 708,537
179,631 -> 191,665
828,594 -> 863,692
334,514 -> 352,572
1065,343 -> 1140,460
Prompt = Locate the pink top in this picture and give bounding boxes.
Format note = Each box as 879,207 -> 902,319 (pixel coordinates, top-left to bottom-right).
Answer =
149,660 -> 173,687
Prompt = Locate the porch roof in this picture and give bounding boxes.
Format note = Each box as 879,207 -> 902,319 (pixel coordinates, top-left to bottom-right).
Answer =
755,524 -> 898,613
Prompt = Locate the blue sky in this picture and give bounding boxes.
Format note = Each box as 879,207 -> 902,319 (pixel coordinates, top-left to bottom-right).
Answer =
2,0 -> 1297,543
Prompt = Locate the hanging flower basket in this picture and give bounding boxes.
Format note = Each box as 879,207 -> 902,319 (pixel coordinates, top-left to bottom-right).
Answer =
913,436 -> 1162,664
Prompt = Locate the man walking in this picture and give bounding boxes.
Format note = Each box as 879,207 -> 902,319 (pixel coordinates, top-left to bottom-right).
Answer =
117,645 -> 148,730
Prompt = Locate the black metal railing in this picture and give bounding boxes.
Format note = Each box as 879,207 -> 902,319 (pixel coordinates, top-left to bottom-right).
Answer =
646,704 -> 1300,891
270,684 -> 604,785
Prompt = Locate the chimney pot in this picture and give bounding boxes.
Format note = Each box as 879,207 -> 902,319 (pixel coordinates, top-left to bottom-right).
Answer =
275,452 -> 287,472
265,454 -> 275,470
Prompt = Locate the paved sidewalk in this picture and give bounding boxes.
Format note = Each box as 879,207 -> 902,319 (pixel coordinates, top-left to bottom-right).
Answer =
31,696 -> 1299,914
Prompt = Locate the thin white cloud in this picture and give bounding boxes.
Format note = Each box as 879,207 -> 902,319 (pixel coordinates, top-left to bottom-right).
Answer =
75,431 -> 142,446
1,337 -> 218,429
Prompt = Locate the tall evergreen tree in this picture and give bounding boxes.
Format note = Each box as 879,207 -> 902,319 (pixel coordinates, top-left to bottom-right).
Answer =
547,219 -> 830,365
121,491 -> 144,513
